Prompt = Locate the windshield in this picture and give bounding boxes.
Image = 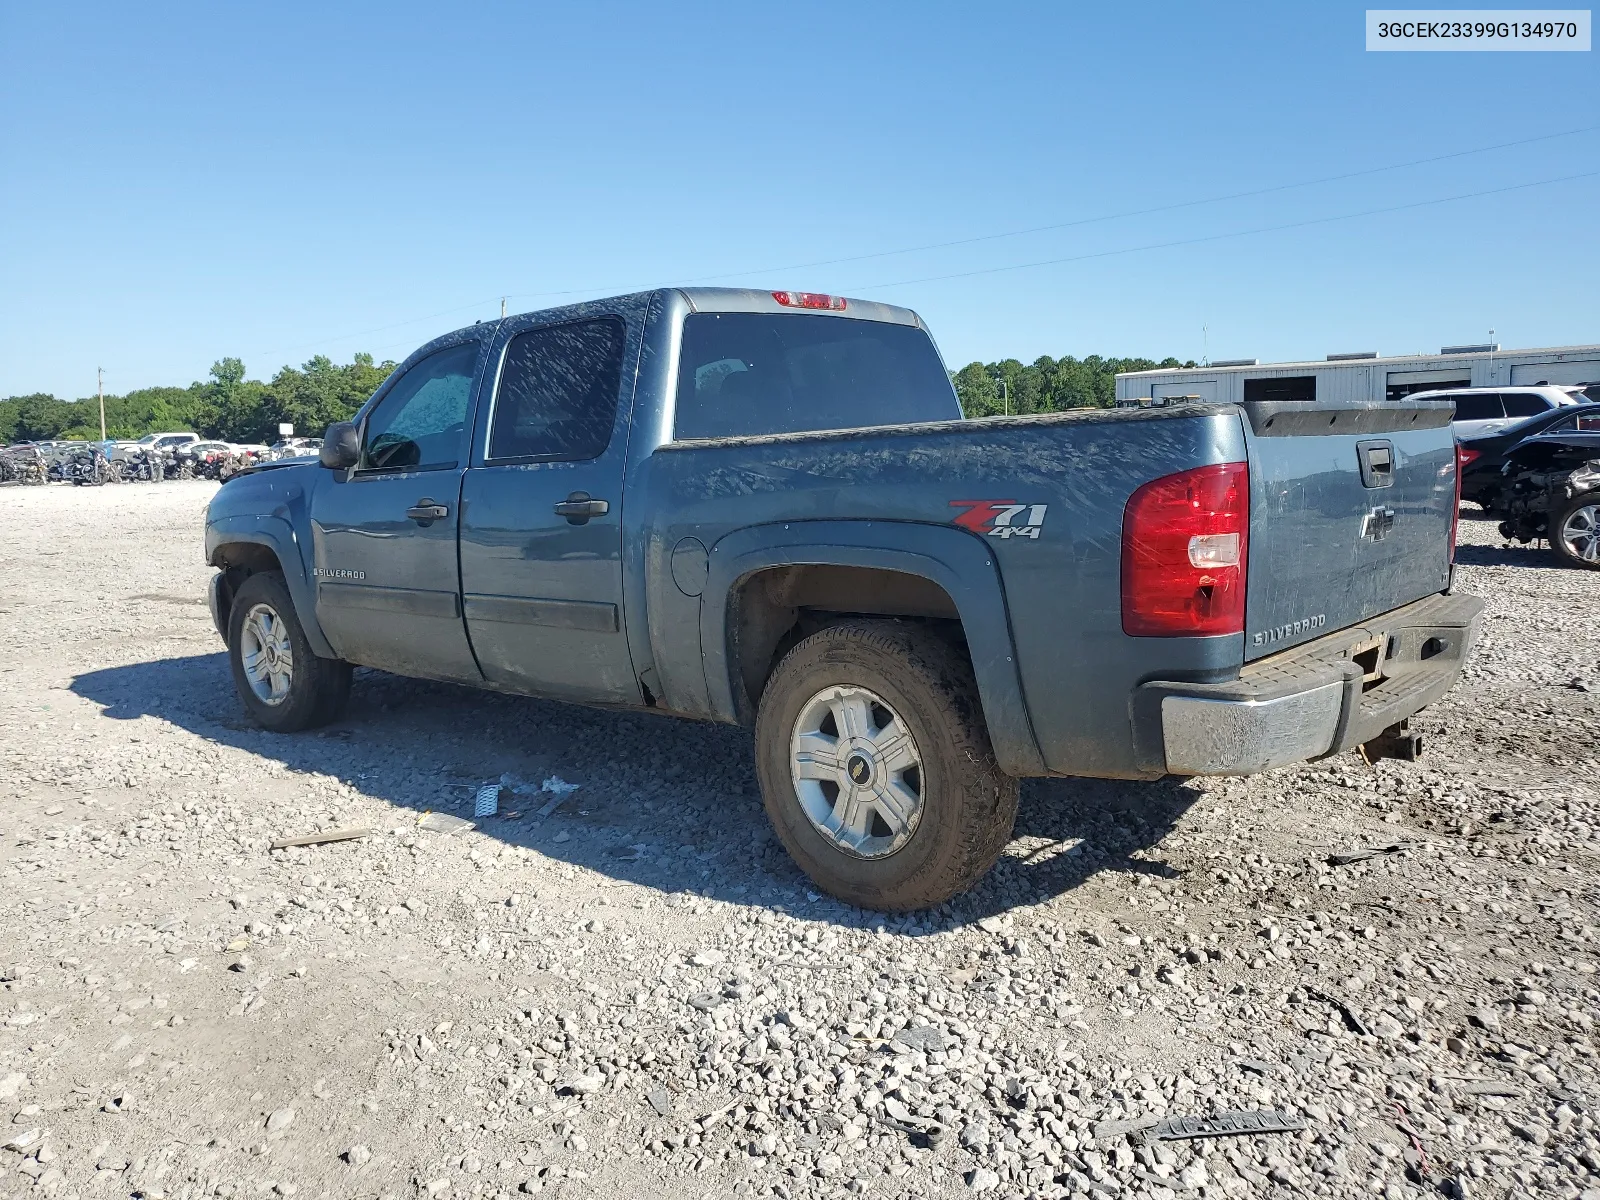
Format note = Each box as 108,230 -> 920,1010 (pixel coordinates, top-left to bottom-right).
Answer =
136,434 -> 158,444
673,314 -> 960,440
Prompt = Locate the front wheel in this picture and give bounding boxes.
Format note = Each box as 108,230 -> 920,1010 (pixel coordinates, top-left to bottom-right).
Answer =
1553,494 -> 1600,569
227,571 -> 353,731
754,619 -> 1018,912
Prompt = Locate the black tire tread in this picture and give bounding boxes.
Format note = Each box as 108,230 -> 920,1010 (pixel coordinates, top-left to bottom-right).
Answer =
227,571 -> 353,732
1551,493 -> 1600,570
755,619 -> 1018,911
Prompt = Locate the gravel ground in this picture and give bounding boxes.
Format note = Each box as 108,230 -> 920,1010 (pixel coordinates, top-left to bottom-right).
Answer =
0,482 -> 1597,1200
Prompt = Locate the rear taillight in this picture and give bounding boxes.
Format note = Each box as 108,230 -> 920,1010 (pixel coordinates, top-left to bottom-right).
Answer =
1122,462 -> 1250,637
1451,443 -> 1471,561
772,291 -> 847,310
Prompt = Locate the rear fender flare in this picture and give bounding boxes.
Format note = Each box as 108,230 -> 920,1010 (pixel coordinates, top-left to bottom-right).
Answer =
702,521 -> 1046,777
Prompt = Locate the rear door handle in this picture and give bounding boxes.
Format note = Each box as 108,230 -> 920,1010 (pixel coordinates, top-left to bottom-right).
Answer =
406,499 -> 450,525
553,492 -> 609,524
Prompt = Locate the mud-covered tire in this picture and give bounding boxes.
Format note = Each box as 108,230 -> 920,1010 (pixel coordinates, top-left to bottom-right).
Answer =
754,619 -> 1018,912
227,571 -> 353,732
1552,494 -> 1600,569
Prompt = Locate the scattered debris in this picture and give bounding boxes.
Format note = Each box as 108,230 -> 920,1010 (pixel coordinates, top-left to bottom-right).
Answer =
269,827 -> 370,851
892,1024 -> 952,1053
559,1071 -> 605,1096
1461,1080 -> 1521,1098
535,776 -> 582,818
877,1096 -> 943,1146
417,812 -> 474,835
473,783 -> 501,818
646,1087 -> 672,1117
1306,987 -> 1371,1036
1393,1102 -> 1429,1180
1093,1116 -> 1159,1143
1137,1110 -> 1306,1143
1327,842 -> 1416,866
1,1128 -> 40,1152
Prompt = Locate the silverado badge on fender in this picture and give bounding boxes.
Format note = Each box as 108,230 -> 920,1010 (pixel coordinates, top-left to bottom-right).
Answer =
949,500 -> 1050,540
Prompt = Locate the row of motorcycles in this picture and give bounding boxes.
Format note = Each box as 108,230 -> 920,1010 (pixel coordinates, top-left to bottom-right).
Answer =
0,442 -> 264,486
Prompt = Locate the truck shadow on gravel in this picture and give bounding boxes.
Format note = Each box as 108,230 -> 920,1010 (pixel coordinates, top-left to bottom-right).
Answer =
73,653 -> 1199,930
1453,543 -> 1556,568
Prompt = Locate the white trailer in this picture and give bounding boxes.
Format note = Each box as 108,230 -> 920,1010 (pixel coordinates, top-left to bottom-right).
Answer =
1115,343 -> 1600,407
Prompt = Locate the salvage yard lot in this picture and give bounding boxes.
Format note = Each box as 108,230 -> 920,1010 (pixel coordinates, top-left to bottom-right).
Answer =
0,481 -> 1597,1200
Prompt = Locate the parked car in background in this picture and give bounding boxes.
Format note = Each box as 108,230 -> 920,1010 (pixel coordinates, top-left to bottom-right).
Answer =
180,440 -> 234,461
1489,422 -> 1600,569
267,437 -> 322,459
1410,385 -> 1587,439
134,431 -> 202,453
1458,403 -> 1600,508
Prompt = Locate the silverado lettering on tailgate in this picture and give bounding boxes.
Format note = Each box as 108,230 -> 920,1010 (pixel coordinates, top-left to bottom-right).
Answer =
1252,614 -> 1327,647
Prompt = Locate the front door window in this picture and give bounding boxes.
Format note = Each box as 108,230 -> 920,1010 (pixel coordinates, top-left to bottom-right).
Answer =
361,343 -> 479,471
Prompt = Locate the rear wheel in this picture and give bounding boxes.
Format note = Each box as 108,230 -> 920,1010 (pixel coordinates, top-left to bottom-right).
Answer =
1553,495 -> 1600,569
754,619 -> 1018,911
227,571 -> 352,731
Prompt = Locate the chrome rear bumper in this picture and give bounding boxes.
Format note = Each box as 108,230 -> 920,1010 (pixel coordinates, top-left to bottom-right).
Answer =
1138,592 -> 1483,776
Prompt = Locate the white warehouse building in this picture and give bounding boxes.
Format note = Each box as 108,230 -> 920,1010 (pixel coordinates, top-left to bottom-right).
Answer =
1115,342 -> 1600,407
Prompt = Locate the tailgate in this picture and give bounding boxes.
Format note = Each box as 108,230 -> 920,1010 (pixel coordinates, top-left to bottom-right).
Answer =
1242,399 -> 1456,662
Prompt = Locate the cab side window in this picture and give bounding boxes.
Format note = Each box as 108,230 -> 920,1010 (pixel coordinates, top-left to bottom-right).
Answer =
487,319 -> 625,463
361,342 -> 480,471
1449,393 -> 1504,423
1501,393 -> 1548,418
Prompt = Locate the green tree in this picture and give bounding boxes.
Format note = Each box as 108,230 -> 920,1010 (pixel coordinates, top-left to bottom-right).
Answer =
952,362 -> 1000,417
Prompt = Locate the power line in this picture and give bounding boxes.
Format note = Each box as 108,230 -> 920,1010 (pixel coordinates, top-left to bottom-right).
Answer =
492,122 -> 1600,306
837,169 -> 1600,294
653,123 -> 1600,286
244,294 -> 508,365
234,125 -> 1600,365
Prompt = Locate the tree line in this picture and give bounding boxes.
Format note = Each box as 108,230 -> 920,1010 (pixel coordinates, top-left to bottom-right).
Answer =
2,347 -> 1199,444
0,354 -> 396,446
951,354 -> 1196,417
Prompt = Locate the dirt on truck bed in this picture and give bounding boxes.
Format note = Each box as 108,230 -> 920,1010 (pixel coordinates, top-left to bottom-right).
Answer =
0,481 -> 1597,1200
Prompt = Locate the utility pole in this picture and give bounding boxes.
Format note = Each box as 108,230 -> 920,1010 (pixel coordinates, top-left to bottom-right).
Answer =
98,367 -> 106,441
997,378 -> 1009,416
500,297 -> 507,318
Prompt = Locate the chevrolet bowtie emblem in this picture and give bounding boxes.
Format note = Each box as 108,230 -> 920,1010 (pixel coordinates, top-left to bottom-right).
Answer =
1362,506 -> 1396,541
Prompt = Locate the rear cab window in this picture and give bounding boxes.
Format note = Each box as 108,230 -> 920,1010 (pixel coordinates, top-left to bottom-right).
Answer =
672,313 -> 959,440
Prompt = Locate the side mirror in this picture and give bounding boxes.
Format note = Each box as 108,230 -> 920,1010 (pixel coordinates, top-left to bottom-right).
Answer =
320,422 -> 360,470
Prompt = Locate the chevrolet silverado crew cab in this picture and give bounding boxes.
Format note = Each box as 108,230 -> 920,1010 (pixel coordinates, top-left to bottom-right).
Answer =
204,288 -> 1482,910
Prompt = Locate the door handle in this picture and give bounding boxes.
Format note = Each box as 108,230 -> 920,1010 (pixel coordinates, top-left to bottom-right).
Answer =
553,492 -> 609,524
406,499 -> 450,525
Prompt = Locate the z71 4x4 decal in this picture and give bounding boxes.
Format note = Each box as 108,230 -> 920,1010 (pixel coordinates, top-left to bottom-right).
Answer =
949,500 -> 1050,540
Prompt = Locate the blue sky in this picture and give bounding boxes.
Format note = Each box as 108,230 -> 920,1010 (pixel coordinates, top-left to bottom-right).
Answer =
1,1 -> 1595,399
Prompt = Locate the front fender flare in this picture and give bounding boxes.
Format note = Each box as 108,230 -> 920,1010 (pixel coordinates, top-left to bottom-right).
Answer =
205,514 -> 336,660
702,521 -> 1046,778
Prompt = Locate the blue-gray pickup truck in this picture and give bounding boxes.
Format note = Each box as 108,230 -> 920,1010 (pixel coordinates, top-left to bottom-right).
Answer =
204,288 -> 1482,910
